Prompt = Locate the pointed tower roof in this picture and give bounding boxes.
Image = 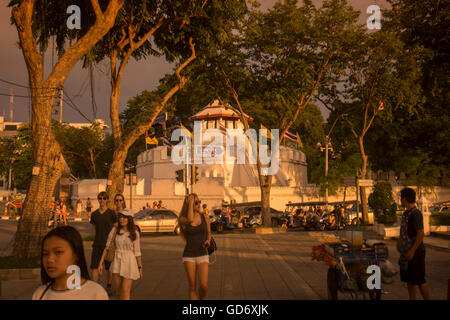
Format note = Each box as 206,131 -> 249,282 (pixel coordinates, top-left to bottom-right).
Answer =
189,100 -> 253,122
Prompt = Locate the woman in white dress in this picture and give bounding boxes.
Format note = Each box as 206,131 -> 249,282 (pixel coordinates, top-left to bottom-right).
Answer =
98,208 -> 142,300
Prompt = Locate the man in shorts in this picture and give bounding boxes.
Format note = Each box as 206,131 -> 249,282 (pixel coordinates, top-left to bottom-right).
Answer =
397,188 -> 430,300
90,191 -> 118,295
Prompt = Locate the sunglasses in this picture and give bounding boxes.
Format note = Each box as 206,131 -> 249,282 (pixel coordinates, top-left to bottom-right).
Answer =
115,199 -> 123,202
118,214 -> 129,219
98,197 -> 108,200
195,200 -> 201,205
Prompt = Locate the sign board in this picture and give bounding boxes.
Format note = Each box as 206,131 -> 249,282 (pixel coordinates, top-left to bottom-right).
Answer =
343,177 -> 374,187
343,177 -> 356,187
153,112 -> 167,124
358,179 -> 374,187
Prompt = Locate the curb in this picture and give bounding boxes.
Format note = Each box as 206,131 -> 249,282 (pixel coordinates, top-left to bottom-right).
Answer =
389,236 -> 450,252
0,216 -> 89,222
0,268 -> 40,281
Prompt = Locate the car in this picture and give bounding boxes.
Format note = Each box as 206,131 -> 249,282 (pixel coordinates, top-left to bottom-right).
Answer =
134,209 -> 181,235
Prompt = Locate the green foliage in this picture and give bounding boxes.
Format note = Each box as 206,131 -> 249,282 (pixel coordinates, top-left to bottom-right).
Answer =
53,121 -> 109,179
368,181 -> 398,225
0,125 -> 33,191
82,234 -> 95,242
0,255 -> 40,269
430,212 -> 450,226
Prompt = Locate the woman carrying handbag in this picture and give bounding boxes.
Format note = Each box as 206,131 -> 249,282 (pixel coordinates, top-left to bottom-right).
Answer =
178,193 -> 212,300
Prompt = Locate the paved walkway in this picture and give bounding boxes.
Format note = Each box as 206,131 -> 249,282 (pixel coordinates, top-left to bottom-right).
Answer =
1,229 -> 449,300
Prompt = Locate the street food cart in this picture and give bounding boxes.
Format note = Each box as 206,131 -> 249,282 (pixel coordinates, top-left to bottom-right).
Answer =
312,232 -> 388,300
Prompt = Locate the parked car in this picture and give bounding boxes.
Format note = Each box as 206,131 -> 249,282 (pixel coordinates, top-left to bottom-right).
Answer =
134,209 -> 181,235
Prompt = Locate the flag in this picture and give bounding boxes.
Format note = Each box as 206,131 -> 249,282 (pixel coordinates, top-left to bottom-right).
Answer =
296,133 -> 304,148
378,100 -> 384,111
145,137 -> 158,145
260,124 -> 273,139
180,124 -> 193,139
158,136 -> 173,150
284,130 -> 297,142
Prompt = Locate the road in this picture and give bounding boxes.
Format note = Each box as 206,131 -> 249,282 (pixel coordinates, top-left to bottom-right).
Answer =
1,220 -> 449,300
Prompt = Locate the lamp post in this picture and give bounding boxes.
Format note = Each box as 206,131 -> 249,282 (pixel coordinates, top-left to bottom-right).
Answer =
319,114 -> 347,203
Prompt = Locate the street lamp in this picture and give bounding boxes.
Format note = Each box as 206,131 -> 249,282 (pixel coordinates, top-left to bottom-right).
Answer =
319,114 -> 347,203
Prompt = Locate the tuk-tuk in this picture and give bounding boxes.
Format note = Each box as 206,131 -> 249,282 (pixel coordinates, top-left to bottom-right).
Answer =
222,201 -> 284,228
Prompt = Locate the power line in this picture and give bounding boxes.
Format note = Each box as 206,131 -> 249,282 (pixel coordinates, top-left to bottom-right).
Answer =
0,77 -> 59,90
63,90 -> 93,123
0,92 -> 56,98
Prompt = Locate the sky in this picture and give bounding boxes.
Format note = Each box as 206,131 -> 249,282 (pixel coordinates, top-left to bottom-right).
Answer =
0,0 -> 389,125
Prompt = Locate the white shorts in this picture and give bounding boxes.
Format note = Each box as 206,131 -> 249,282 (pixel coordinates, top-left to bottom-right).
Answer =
182,255 -> 209,264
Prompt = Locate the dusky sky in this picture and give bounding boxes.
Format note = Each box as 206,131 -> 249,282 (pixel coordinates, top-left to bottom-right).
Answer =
0,0 -> 388,125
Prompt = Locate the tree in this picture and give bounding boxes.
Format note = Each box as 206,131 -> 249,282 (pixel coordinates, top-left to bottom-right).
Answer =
82,0 -> 248,207
368,181 -> 397,225
320,29 -> 424,224
9,0 -> 124,258
0,125 -> 33,191
53,122 -> 108,179
194,0 -> 363,226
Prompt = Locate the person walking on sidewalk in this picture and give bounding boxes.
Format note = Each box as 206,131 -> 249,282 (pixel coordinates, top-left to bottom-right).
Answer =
86,198 -> 93,219
178,193 -> 211,300
90,191 -> 118,296
32,226 -> 108,300
397,187 -> 430,300
76,198 -> 82,218
98,208 -> 142,300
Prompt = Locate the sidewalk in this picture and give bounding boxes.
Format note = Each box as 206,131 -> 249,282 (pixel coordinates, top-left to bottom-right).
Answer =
1,230 -> 449,300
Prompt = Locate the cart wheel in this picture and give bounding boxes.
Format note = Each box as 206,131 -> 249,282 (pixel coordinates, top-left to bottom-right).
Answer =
327,267 -> 338,300
368,289 -> 382,300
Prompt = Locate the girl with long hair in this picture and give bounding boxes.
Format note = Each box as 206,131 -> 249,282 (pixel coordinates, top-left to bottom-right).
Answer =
98,208 -> 142,300
178,193 -> 211,300
32,226 -> 108,300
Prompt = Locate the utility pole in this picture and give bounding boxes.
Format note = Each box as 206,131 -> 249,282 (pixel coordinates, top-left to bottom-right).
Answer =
9,88 -> 13,122
321,114 -> 347,203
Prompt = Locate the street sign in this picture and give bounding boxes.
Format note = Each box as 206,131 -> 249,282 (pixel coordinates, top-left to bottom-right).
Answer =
358,179 -> 374,187
343,177 -> 374,187
343,177 -> 356,187
153,112 -> 167,124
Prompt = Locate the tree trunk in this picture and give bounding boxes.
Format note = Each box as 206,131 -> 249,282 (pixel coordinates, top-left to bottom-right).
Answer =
106,144 -> 128,208
358,136 -> 369,224
259,175 -> 273,227
13,95 -> 63,258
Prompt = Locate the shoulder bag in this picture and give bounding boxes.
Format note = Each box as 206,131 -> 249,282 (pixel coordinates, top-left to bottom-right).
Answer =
202,214 -> 217,255
105,228 -> 117,262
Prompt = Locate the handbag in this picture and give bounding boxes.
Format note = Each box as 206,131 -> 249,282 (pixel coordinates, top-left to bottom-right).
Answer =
105,228 -> 117,262
202,214 -> 217,255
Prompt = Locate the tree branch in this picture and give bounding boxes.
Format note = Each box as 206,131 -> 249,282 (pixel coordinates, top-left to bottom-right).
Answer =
121,37 -> 197,149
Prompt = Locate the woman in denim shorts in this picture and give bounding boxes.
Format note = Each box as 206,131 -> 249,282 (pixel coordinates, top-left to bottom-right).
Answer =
178,193 -> 211,300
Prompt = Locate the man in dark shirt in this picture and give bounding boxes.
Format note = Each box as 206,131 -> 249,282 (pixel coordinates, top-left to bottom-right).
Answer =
397,188 -> 430,300
90,191 -> 118,294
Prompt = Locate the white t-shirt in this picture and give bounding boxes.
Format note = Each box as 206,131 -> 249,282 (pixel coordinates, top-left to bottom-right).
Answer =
32,280 -> 109,300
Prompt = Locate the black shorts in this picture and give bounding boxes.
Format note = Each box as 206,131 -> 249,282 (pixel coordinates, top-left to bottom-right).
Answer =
91,246 -> 111,270
400,250 -> 426,285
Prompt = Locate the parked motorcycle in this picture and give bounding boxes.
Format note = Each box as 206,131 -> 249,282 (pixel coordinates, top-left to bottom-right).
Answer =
303,212 -> 324,231
210,209 -> 227,233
